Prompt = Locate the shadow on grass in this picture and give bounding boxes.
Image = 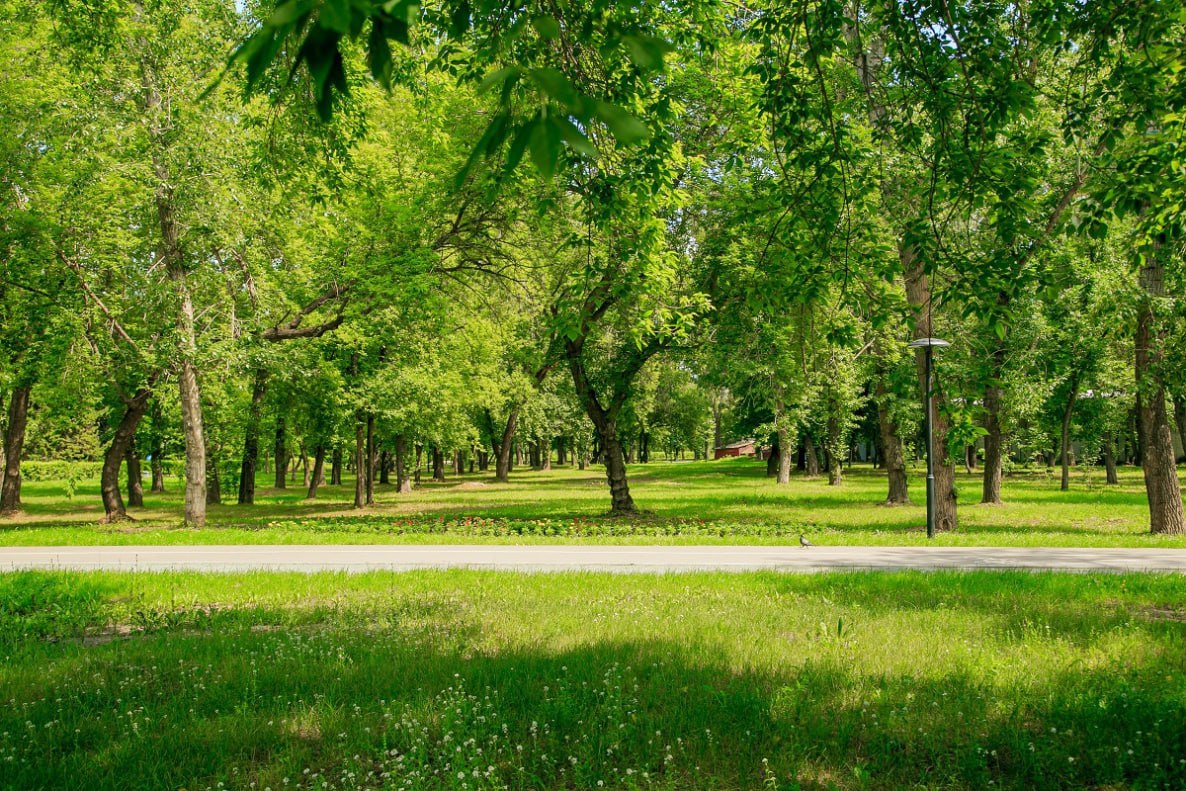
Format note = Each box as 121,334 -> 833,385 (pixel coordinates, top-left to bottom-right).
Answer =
2,573 -> 1185,790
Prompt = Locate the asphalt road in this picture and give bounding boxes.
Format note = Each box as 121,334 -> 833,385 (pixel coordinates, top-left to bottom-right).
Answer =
3,545 -> 1186,573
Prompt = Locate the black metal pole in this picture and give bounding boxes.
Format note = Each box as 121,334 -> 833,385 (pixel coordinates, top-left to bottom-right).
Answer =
924,346 -> 935,539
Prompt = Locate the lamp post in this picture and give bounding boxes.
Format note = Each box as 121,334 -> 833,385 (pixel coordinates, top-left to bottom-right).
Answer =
908,337 -> 950,539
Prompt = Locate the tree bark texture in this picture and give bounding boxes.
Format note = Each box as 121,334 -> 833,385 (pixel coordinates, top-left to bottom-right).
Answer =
395,435 -> 412,493
237,369 -> 268,504
431,446 -> 446,482
875,376 -> 909,504
492,408 -> 518,483
353,417 -> 366,509
981,351 -> 1005,504
1,385 -> 30,514
904,243 -> 958,531
1136,251 -> 1185,534
307,445 -> 325,499
1103,434 -> 1119,485
101,389 -> 152,522
331,447 -> 342,485
365,414 -> 376,505
126,446 -> 145,507
273,417 -> 288,489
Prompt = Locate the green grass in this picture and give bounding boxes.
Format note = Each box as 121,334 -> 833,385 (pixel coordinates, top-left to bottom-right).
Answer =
2,570 -> 1184,790
2,459 -> 1184,546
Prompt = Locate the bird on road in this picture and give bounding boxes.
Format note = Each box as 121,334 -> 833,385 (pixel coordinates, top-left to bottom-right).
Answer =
799,534 -> 813,548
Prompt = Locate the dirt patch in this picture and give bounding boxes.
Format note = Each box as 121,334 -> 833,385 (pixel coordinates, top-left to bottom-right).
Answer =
454,481 -> 488,490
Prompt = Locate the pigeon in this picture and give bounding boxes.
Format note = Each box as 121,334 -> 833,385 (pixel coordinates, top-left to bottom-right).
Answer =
799,534 -> 813,548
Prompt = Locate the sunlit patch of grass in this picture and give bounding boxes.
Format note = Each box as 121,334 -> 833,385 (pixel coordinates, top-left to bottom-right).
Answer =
1,570 -> 1184,789
1,460 -> 1184,547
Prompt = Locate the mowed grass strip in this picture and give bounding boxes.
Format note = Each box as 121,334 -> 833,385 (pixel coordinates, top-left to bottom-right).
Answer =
3,460 -> 1186,547
2,570 -> 1184,790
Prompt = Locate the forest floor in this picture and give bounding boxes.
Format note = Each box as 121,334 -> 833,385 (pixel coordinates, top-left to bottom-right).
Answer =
3,569 -> 1184,790
2,460 -> 1185,547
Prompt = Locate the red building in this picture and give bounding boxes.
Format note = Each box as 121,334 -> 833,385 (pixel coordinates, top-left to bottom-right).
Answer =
714,440 -> 756,459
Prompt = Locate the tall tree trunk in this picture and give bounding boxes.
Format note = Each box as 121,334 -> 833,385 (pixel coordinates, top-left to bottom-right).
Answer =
1136,248 -> 1185,534
981,355 -> 1005,505
365,414 -> 376,505
773,393 -> 793,484
568,353 -> 637,515
353,415 -> 366,509
126,446 -> 145,507
432,446 -> 446,482
379,450 -> 390,484
414,444 -> 423,486
206,456 -> 221,505
1174,395 -> 1186,463
478,449 -> 489,471
331,447 -> 342,485
177,357 -> 206,527
307,445 -> 325,499
904,243 -> 957,531
826,414 -> 843,486
101,388 -> 152,522
395,434 -> 412,493
1060,378 -> 1080,492
273,417 -> 287,489
540,441 -> 552,470
875,376 -> 909,504
804,434 -> 821,477
1,385 -> 30,514
492,408 -> 518,483
1103,433 -> 1119,485
148,400 -> 166,493
237,369 -> 268,504
766,439 -> 779,477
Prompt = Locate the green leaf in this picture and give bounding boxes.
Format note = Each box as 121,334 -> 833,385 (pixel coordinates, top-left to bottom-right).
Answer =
595,102 -> 650,144
319,0 -> 353,34
531,16 -> 560,39
621,34 -> 671,71
267,0 -> 313,27
529,116 -> 562,179
368,21 -> 394,89
479,67 -> 520,94
556,117 -> 597,158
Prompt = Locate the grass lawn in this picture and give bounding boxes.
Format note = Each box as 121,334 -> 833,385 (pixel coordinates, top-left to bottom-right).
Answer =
2,459 -> 1185,547
2,570 -> 1184,790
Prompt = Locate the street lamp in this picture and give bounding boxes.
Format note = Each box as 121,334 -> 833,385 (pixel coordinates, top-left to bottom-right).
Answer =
908,337 -> 950,539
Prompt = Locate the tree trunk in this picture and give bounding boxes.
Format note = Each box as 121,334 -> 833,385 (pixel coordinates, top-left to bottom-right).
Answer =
379,450 -> 390,485
353,416 -> 366,509
1,385 -> 30,514
414,444 -> 423,485
904,242 -> 957,531
766,440 -> 779,477
478,450 -> 489,472
206,457 -> 221,505
432,446 -> 446,482
557,437 -> 566,466
601,426 -> 636,514
493,408 -> 518,483
126,446 -> 145,508
1136,249 -> 1185,534
540,441 -> 552,470
981,369 -> 1005,505
307,445 -> 325,499
331,447 -> 342,485
237,369 -> 268,504
1060,379 -> 1080,491
826,415 -> 843,486
365,414 -> 376,505
395,435 -> 412,493
804,434 -> 821,477
875,377 -> 909,504
1103,434 -> 1119,485
273,417 -> 287,489
177,358 -> 207,527
101,388 -> 152,522
1174,395 -> 1186,463
148,400 -> 166,493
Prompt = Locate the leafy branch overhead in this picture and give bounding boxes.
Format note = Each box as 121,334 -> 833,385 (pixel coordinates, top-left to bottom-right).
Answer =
232,0 -> 674,176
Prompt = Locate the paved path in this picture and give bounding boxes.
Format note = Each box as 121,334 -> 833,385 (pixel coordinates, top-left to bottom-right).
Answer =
3,545 -> 1186,573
